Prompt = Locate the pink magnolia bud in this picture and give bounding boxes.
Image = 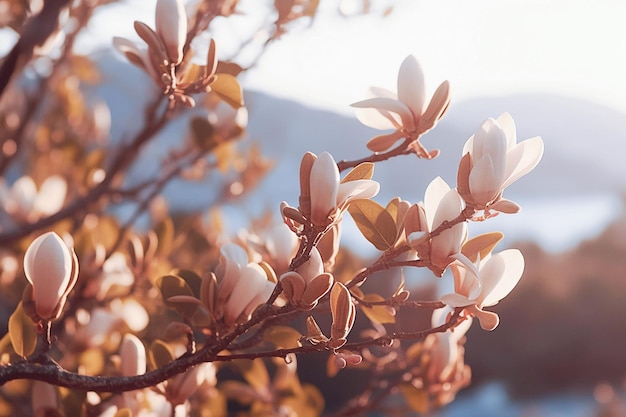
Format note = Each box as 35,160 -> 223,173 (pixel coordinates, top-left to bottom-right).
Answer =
155,0 -> 187,65
23,232 -> 79,321
119,334 -> 146,377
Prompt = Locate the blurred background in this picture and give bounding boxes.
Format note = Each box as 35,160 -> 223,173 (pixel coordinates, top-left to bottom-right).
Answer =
4,0 -> 626,415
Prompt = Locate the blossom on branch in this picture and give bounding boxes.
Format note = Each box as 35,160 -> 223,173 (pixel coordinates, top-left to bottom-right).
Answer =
440,249 -> 524,330
404,177 -> 467,276
22,232 -> 79,322
212,243 -> 276,324
280,247 -> 333,310
352,55 -> 450,155
457,112 -> 544,214
0,175 -> 67,223
284,151 -> 379,230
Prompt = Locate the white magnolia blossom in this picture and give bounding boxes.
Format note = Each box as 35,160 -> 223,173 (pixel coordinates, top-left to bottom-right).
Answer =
405,177 -> 467,275
458,112 -> 544,211
296,151 -> 380,228
0,175 -> 67,222
214,243 -> 275,324
280,247 -> 333,309
23,231 -> 78,321
352,55 -> 450,153
155,0 -> 187,65
440,249 -> 524,330
427,307 -> 473,382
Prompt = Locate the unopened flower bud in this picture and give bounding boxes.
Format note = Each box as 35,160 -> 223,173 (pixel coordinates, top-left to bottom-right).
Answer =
155,0 -> 187,65
23,232 -> 79,322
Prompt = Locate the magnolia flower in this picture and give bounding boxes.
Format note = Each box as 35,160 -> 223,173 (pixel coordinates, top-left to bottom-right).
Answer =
440,249 -> 524,330
31,381 -> 59,416
280,247 -> 333,310
404,177 -> 467,276
427,308 -> 472,383
0,175 -> 67,222
113,0 -> 218,107
291,151 -> 379,229
22,232 -> 78,322
164,363 -> 215,406
213,243 -> 276,324
352,55 -> 450,154
457,112 -> 544,212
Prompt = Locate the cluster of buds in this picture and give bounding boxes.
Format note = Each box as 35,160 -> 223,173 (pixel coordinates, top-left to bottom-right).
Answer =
113,0 -> 218,107
457,112 -> 544,216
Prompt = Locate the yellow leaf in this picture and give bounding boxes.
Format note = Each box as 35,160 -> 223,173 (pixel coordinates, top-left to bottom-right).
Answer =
190,117 -> 217,151
148,339 -> 174,371
400,382 -> 430,414
114,409 -> 133,417
360,294 -> 395,324
347,199 -> 397,251
263,326 -> 302,349
155,275 -> 198,318
235,359 -> 270,391
461,232 -> 504,262
341,162 -> 374,183
212,73 -> 244,109
8,303 -> 37,358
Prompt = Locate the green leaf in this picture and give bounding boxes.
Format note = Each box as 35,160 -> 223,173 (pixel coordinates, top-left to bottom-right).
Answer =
8,302 -> 37,358
155,275 -> 198,318
341,162 -> 374,183
212,73 -> 244,108
148,339 -> 174,370
263,326 -> 302,349
360,294 -> 396,324
348,199 -> 397,251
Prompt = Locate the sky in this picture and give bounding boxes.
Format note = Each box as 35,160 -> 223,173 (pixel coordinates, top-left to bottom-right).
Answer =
69,0 -> 626,116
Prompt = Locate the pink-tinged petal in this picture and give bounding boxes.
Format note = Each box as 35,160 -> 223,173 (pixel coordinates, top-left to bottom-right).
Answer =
366,130 -> 405,152
120,334 -> 146,376
501,137 -> 544,190
224,264 -> 266,323
462,134 -> 474,157
472,307 -> 500,331
296,247 -> 324,284
474,119 -> 507,181
155,0 -> 187,65
427,332 -> 456,382
23,232 -> 72,319
440,292 -> 472,307
431,189 -> 466,268
242,279 -> 274,317
336,179 -> 380,208
479,249 -> 524,307
352,98 -> 415,131
423,177 -> 451,230
216,243 -> 248,302
310,152 -> 340,226
35,176 -> 67,216
397,55 -> 425,118
489,199 -> 520,214
450,257 -> 482,299
495,112 -> 516,148
468,154 -> 501,205
369,86 -> 397,99
353,106 -> 402,130
420,80 -> 450,130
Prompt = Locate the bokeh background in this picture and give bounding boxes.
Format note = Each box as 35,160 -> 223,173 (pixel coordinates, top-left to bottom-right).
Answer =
4,0 -> 626,415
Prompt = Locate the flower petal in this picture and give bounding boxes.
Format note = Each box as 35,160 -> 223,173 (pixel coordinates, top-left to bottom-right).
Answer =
501,136 -> 544,190
310,152 -> 340,225
397,55 -> 425,118
479,249 -> 524,307
352,98 -> 414,131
